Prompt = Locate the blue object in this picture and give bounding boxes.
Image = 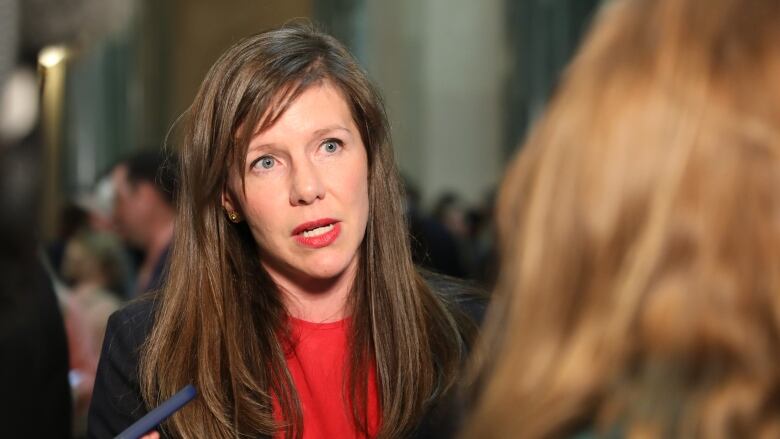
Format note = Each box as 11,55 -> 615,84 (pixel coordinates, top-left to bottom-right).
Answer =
114,384 -> 197,439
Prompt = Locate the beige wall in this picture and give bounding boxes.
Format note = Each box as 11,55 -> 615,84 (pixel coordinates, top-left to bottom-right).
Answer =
419,0 -> 507,206
363,0 -> 508,206
168,0 -> 311,128
363,0 -> 424,182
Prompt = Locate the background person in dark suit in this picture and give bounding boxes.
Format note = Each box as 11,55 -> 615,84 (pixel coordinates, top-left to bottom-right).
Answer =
110,151 -> 177,298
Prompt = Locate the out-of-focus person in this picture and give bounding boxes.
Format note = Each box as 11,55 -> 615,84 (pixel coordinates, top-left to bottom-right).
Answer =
433,191 -> 469,242
76,174 -> 119,233
59,230 -> 123,435
47,203 -> 90,275
0,0 -> 72,434
404,179 -> 467,278
0,0 -> 133,436
464,0 -> 780,438
62,230 -> 124,355
59,288 -> 98,438
463,190 -> 497,287
110,150 -> 177,297
0,245 -> 73,438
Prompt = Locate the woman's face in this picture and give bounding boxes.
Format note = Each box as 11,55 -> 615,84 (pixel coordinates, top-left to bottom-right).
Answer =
223,81 -> 369,286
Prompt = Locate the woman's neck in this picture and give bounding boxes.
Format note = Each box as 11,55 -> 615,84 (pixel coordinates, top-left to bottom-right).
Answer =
264,257 -> 358,323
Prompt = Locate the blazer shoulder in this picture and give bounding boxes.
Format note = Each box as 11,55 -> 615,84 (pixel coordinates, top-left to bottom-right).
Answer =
421,270 -> 489,326
107,297 -> 157,347
88,297 -> 158,438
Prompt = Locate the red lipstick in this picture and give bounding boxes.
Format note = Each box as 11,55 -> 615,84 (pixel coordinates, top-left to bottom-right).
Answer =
292,218 -> 340,248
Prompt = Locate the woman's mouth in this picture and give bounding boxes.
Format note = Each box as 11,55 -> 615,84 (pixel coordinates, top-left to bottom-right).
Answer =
301,223 -> 335,238
293,219 -> 341,248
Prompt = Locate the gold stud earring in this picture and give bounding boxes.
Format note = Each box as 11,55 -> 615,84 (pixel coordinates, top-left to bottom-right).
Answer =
227,211 -> 240,223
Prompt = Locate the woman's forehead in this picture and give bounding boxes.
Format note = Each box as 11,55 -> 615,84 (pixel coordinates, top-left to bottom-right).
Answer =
256,78 -> 351,124
250,83 -> 354,140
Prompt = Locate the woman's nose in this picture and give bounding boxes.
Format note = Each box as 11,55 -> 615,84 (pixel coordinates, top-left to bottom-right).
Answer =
289,159 -> 325,206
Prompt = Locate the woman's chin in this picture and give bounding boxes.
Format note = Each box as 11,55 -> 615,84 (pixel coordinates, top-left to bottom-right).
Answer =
298,261 -> 352,281
262,248 -> 360,288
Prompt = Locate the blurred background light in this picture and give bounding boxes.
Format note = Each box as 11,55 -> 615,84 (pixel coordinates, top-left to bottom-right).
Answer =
38,46 -> 68,69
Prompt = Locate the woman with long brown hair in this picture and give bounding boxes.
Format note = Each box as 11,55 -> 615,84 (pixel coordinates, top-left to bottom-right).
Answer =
464,0 -> 780,437
88,23 -> 482,439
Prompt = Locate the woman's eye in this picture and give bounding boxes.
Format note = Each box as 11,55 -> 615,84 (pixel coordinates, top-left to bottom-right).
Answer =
255,156 -> 275,170
322,139 -> 341,153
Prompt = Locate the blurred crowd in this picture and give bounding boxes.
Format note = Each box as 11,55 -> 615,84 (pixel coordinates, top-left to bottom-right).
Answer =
404,182 -> 498,286
35,150 -> 176,436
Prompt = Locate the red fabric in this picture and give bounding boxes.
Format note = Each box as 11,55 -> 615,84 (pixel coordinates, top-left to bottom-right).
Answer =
274,317 -> 380,439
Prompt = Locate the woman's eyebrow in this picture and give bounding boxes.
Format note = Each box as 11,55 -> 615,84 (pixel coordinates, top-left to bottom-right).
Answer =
311,125 -> 351,138
246,141 -> 275,155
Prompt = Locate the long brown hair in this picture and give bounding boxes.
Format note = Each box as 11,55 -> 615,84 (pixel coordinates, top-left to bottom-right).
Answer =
141,22 -> 471,438
465,0 -> 780,437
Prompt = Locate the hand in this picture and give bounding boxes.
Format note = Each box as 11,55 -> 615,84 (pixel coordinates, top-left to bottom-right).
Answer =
140,432 -> 159,439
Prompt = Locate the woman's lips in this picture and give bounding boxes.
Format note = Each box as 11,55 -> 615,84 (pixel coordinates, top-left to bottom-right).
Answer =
292,219 -> 341,248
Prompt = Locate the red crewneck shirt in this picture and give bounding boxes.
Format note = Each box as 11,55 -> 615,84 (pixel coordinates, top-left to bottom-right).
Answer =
274,316 -> 380,439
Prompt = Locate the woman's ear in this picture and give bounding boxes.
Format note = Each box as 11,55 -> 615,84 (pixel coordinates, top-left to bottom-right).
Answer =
222,185 -> 242,223
221,188 -> 237,213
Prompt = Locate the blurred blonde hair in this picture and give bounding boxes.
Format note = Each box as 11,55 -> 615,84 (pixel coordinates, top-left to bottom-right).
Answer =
465,0 -> 780,437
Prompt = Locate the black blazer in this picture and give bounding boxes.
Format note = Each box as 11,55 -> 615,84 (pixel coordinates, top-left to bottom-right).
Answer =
87,273 -> 486,438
